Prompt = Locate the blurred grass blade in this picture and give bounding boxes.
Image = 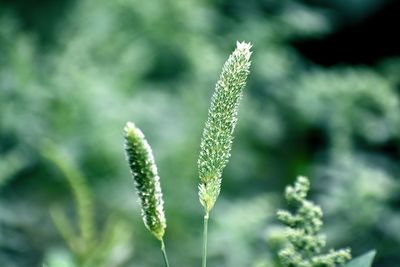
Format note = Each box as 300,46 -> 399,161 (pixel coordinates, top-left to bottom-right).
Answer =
42,142 -> 95,250
50,207 -> 79,254
0,147 -> 29,188
344,250 -> 376,267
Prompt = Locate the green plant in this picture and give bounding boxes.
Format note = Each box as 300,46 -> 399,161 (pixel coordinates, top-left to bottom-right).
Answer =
43,143 -> 133,267
277,176 -> 351,267
124,122 -> 169,267
122,42 -> 380,267
123,41 -> 252,267
198,41 -> 252,267
277,176 -> 377,267
1,0 -> 399,266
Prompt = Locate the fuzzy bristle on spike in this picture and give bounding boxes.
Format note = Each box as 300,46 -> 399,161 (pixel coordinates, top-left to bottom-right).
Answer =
124,122 -> 166,240
198,41 -> 252,213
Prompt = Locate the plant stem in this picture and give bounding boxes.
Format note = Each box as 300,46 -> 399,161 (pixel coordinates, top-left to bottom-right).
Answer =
202,212 -> 209,267
160,238 -> 170,267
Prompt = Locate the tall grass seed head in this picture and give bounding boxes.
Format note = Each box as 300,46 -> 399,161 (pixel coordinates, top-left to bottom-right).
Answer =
198,41 -> 252,213
124,122 -> 166,240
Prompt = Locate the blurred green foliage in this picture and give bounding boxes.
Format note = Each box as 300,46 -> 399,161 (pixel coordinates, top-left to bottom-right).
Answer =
0,0 -> 399,266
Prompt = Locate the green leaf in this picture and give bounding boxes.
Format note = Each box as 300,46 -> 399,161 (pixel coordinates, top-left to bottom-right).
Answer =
344,250 -> 376,267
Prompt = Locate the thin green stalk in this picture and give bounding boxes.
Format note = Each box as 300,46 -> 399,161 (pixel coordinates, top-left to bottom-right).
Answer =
160,238 -> 170,267
202,212 -> 209,267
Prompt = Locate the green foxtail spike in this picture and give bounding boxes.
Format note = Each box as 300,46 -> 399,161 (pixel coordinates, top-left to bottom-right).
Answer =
124,122 -> 166,240
198,41 -> 252,213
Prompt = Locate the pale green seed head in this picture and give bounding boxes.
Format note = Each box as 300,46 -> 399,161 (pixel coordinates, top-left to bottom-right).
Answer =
198,41 -> 252,213
124,122 -> 166,240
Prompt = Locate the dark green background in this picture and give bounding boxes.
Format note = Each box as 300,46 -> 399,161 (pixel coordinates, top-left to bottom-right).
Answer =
1,0 -> 399,266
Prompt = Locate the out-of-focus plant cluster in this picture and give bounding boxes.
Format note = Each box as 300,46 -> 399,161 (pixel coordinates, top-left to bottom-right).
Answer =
0,0 -> 399,266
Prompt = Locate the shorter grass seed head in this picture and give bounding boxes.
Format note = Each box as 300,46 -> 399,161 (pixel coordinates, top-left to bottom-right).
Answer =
124,122 -> 166,240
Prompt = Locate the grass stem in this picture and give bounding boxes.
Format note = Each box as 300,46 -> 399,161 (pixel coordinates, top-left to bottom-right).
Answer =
202,212 -> 209,267
160,238 -> 170,267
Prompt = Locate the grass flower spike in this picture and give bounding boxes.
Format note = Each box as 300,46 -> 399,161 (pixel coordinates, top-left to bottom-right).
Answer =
124,122 -> 170,267
198,41 -> 252,214
198,41 -> 252,267
124,122 -> 166,240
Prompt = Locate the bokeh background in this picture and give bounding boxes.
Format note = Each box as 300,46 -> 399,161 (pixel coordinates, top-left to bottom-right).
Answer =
1,0 -> 400,266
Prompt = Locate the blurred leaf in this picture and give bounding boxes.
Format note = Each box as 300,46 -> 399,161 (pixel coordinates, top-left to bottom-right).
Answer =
344,250 -> 376,267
